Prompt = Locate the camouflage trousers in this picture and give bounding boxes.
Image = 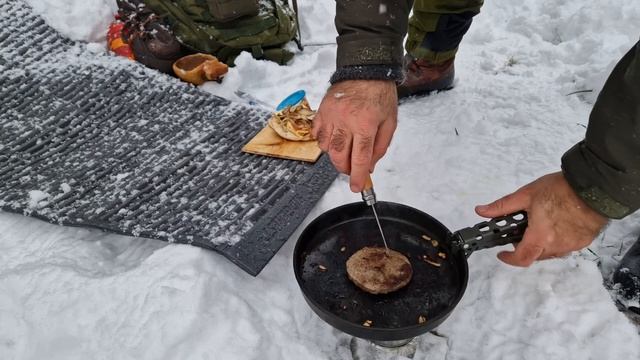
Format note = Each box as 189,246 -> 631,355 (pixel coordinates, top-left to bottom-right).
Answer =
406,0 -> 484,63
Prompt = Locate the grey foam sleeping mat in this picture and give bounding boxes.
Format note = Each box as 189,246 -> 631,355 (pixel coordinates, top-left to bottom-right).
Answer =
0,0 -> 337,276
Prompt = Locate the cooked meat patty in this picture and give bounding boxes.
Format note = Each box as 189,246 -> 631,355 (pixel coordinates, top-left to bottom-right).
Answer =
346,247 -> 413,294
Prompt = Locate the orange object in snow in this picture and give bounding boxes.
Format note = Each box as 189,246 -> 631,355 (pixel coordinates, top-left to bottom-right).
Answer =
172,53 -> 228,85
107,21 -> 134,59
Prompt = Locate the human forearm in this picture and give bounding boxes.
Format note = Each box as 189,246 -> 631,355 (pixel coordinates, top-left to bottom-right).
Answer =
562,41 -> 640,219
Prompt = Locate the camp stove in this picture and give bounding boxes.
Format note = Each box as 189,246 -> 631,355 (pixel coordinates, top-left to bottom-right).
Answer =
350,337 -> 418,360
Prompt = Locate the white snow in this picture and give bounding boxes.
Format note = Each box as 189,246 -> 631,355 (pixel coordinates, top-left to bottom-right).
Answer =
60,183 -> 71,194
25,0 -> 117,44
2,0 -> 640,359
27,190 -> 50,209
115,173 -> 130,181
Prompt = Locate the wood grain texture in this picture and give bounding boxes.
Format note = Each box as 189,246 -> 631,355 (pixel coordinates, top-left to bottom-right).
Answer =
242,125 -> 322,163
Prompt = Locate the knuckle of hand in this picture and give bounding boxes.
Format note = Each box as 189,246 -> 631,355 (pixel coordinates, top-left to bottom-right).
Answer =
329,151 -> 347,165
352,137 -> 374,166
543,234 -> 556,246
355,123 -> 375,135
527,245 -> 544,261
330,160 -> 348,174
329,154 -> 350,173
514,244 -> 542,267
330,128 -> 348,152
357,135 -> 373,150
491,199 -> 504,211
352,155 -> 370,166
373,148 -> 387,159
520,186 -> 532,198
316,129 -> 327,144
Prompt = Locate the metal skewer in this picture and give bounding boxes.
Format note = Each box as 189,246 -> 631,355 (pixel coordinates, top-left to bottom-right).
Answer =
361,175 -> 389,251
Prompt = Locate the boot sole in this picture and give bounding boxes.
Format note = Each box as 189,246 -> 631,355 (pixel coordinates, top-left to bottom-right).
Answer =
397,85 -> 454,105
397,73 -> 455,100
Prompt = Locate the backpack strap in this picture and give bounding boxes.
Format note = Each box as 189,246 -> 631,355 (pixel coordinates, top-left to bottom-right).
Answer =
291,0 -> 303,51
251,45 -> 264,58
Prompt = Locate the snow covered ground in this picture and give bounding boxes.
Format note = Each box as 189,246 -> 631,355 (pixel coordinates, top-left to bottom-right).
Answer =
2,0 -> 640,359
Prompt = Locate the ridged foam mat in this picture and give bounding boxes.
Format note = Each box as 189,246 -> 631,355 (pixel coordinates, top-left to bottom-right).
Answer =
0,0 -> 337,276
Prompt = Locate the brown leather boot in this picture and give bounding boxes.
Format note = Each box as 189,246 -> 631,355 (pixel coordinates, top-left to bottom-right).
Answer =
117,0 -> 184,74
130,21 -> 183,74
397,56 -> 455,99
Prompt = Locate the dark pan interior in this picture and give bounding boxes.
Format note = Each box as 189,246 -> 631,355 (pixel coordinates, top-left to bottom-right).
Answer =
295,202 -> 468,332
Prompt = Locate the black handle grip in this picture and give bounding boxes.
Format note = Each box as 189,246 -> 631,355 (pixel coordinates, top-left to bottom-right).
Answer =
454,211 -> 528,257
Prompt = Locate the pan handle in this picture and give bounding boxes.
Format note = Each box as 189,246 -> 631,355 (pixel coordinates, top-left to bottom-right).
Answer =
453,211 -> 528,257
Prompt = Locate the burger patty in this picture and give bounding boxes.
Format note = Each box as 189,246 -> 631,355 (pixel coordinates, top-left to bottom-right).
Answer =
346,247 -> 413,295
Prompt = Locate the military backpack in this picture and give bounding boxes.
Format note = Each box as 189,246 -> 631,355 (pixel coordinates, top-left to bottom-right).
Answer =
142,0 -> 301,65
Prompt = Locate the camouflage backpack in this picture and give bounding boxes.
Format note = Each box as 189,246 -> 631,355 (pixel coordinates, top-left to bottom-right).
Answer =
142,0 -> 301,65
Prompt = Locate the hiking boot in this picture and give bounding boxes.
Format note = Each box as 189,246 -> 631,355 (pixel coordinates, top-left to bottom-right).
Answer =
397,55 -> 455,99
613,235 -> 640,301
130,21 -> 183,74
116,0 -> 184,74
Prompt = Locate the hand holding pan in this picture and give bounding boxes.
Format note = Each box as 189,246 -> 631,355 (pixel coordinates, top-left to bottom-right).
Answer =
293,202 -> 527,342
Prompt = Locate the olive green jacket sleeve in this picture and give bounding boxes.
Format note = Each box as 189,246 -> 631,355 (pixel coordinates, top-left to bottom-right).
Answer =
331,0 -> 413,83
562,41 -> 640,219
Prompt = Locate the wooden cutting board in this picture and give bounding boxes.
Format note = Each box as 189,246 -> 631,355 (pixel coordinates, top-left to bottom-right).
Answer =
242,125 -> 322,163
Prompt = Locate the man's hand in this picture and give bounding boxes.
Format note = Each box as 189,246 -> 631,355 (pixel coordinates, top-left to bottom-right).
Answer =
475,172 -> 608,267
313,80 -> 398,192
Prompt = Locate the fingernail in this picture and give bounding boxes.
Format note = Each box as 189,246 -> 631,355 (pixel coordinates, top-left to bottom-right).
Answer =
350,185 -> 359,192
476,205 -> 488,212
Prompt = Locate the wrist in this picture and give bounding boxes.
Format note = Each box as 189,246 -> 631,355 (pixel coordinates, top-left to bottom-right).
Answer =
561,174 -> 608,222
561,144 -> 635,219
330,64 -> 404,85
325,79 -> 397,105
